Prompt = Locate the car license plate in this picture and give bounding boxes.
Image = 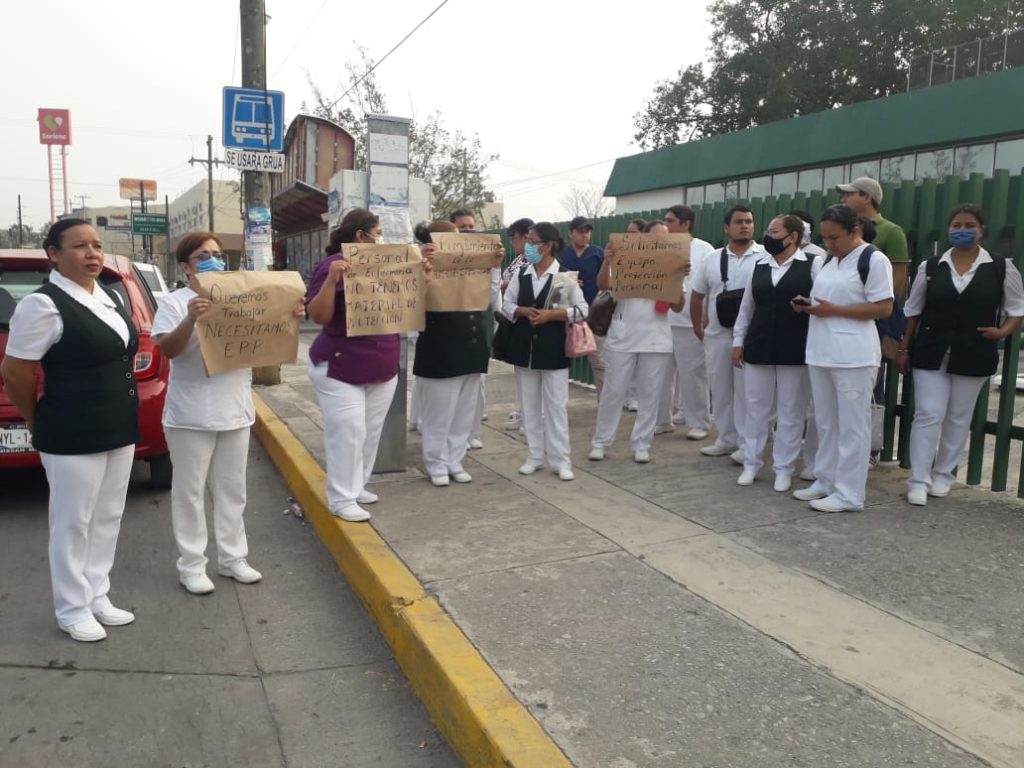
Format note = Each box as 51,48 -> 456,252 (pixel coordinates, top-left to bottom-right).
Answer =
0,425 -> 33,453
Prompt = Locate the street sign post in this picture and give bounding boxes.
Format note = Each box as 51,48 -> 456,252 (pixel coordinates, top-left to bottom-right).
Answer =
224,148 -> 285,173
131,213 -> 168,235
222,87 -> 285,151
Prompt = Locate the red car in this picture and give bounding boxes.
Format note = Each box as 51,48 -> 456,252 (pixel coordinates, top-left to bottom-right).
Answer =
0,249 -> 172,487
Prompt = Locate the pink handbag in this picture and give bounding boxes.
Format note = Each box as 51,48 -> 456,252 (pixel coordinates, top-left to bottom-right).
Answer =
565,307 -> 597,358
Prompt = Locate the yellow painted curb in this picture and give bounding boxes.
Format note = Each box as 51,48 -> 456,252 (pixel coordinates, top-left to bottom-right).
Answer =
253,394 -> 572,768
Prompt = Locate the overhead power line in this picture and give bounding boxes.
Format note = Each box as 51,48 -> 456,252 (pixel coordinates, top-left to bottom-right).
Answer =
270,0 -> 330,80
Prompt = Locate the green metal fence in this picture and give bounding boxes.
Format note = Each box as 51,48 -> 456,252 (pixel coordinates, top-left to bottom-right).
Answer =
493,169 -> 1024,494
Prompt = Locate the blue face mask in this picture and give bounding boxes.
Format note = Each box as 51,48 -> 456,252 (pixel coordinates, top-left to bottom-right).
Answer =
524,242 -> 542,264
196,256 -> 226,273
948,229 -> 978,249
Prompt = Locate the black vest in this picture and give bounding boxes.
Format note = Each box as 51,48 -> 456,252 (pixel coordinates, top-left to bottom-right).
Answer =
413,311 -> 491,379
911,257 -> 1004,376
505,268 -> 570,371
33,282 -> 140,455
742,258 -> 813,366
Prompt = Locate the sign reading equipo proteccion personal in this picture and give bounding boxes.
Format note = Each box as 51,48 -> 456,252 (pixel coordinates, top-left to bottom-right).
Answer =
341,244 -> 426,337
426,233 -> 501,312
608,233 -> 691,302
193,271 -> 305,374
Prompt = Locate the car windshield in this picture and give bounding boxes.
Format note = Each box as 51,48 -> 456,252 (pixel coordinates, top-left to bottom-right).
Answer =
0,270 -> 49,329
139,269 -> 164,293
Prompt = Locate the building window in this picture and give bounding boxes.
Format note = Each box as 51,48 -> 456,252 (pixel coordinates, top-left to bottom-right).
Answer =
880,154 -> 916,184
748,176 -> 771,199
995,138 -> 1024,174
953,143 -> 995,177
848,159 -> 881,181
823,165 -> 845,189
797,168 -> 823,193
772,171 -> 798,196
723,179 -> 744,201
704,183 -> 725,205
686,186 -> 705,206
916,147 -> 955,180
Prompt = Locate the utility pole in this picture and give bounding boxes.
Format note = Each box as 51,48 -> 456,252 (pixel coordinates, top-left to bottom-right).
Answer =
17,194 -> 23,246
189,134 -> 222,232
72,194 -> 90,211
240,0 -> 279,384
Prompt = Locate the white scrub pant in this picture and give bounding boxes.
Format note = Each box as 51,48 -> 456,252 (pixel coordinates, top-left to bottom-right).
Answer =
742,364 -> 809,476
803,400 -> 818,475
658,326 -> 710,428
418,373 -> 480,477
471,373 -> 487,441
808,365 -> 877,508
40,444 -> 134,626
908,365 -> 987,491
592,349 -> 672,452
516,367 -> 571,471
309,361 -> 398,512
165,425 -> 251,576
409,375 -> 423,429
589,336 -> 606,395
705,334 -> 746,450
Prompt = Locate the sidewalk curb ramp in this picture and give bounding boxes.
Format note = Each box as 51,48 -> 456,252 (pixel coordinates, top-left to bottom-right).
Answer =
253,394 -> 573,768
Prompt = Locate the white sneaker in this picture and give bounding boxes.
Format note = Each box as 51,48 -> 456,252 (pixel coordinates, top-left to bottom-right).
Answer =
94,606 -> 135,627
654,423 -> 675,435
625,400 -> 639,412
793,483 -> 829,501
332,503 -> 372,522
218,559 -> 263,584
798,466 -> 816,481
504,413 -> 522,430
430,474 -> 450,487
737,469 -> 756,486
686,427 -> 709,441
58,617 -> 106,642
907,487 -> 928,506
357,489 -> 379,504
730,449 -> 745,466
180,572 -> 215,595
451,471 -> 473,483
701,444 -> 737,457
557,467 -> 575,481
634,449 -> 651,464
810,495 -> 862,513
671,410 -> 686,425
868,452 -> 880,469
468,438 -> 484,450
588,446 -> 605,461
518,462 -> 542,475
928,478 -> 952,497
773,474 -> 792,493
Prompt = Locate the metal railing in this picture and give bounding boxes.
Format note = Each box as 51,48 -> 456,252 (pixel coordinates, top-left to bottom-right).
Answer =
908,30 -> 1024,91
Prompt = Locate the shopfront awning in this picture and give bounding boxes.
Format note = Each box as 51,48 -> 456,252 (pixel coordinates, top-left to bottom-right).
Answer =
272,180 -> 327,234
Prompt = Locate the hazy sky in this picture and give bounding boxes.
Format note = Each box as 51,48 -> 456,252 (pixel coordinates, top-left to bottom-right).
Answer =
1,0 -> 712,229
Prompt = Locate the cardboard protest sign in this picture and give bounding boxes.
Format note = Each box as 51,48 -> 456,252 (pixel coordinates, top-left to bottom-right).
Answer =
608,233 -> 691,302
194,271 -> 305,375
341,244 -> 426,337
426,232 -> 500,312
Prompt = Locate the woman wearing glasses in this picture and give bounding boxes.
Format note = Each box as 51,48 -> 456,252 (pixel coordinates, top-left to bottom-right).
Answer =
153,232 -> 305,595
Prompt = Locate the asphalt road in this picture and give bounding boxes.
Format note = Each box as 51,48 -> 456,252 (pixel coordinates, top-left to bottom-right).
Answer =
0,444 -> 459,768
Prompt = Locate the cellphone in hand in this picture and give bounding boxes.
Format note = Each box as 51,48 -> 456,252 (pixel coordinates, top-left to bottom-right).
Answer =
791,296 -> 812,307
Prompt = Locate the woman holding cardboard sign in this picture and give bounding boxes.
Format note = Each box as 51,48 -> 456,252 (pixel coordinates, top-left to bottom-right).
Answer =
501,222 -> 588,481
589,221 -> 686,464
153,231 -> 306,594
306,209 -> 431,521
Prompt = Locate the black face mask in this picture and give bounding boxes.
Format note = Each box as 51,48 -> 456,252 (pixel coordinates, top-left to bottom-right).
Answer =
762,233 -> 790,256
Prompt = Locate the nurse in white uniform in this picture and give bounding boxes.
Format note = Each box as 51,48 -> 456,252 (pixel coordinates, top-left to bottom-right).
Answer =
1,219 -> 139,642
792,205 -> 894,513
589,221 -> 684,464
898,204 -> 1024,505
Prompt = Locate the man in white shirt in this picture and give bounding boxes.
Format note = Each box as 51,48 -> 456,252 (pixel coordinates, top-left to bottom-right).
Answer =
658,205 -> 714,439
689,205 -> 762,458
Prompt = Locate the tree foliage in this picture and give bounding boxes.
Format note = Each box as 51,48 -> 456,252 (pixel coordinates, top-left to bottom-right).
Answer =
0,222 -> 46,249
560,184 -> 613,219
633,0 -> 1024,149
303,46 -> 498,222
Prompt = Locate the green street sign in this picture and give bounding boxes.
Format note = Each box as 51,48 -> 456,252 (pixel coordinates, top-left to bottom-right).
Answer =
132,213 -> 168,235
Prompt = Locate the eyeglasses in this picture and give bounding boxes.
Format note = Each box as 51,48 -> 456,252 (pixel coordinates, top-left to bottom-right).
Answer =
191,250 -> 224,262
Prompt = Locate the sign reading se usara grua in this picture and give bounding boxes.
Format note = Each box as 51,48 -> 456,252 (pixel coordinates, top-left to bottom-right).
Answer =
341,244 -> 426,337
427,233 -> 501,312
194,271 -> 305,375
608,233 -> 691,302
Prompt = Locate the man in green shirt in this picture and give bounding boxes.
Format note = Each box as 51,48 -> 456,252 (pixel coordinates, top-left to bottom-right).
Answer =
837,176 -> 910,295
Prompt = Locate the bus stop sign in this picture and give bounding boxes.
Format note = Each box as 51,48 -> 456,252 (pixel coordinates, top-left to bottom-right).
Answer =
222,87 -> 285,152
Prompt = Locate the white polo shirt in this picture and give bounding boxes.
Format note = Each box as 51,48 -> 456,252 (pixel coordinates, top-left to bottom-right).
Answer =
152,288 -> 254,431
805,245 -> 894,368
605,298 -> 673,354
689,241 -> 763,337
668,236 -> 715,329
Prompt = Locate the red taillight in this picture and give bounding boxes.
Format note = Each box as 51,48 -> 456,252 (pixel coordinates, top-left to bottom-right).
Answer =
133,334 -> 162,380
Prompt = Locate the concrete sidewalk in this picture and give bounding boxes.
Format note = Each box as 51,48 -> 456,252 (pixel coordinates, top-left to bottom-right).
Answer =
258,342 -> 1024,768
